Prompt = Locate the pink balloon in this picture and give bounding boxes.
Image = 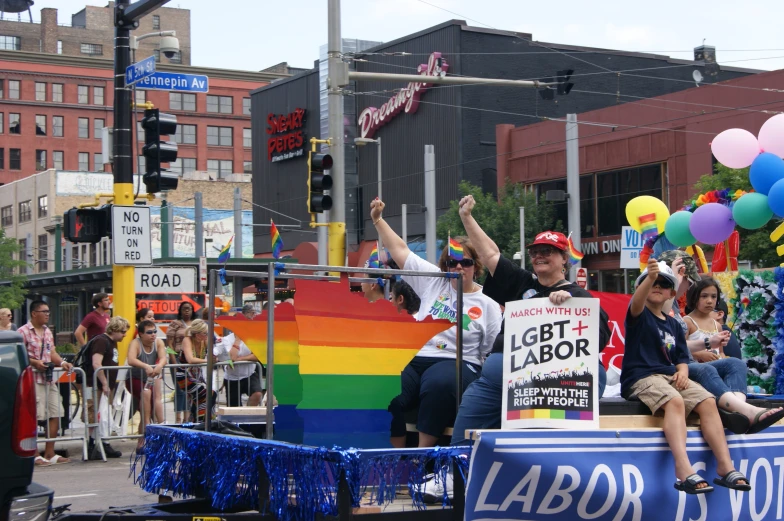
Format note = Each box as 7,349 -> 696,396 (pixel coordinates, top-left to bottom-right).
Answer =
759,114 -> 784,159
711,128 -> 760,169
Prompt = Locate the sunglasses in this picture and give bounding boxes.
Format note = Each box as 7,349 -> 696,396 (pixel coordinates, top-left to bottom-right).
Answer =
447,258 -> 475,269
652,278 -> 674,290
144,330 -> 157,335
528,246 -> 559,258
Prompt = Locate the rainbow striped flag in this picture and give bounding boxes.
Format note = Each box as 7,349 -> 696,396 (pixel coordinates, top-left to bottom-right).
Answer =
567,235 -> 584,265
271,221 -> 283,259
448,234 -> 464,260
368,242 -> 380,269
217,235 -> 233,264
639,213 -> 659,242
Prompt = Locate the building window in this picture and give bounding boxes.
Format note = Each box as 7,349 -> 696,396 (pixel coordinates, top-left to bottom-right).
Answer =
206,95 -> 232,114
1,206 -> 11,227
37,234 -> 48,272
0,79 -> 3,98
35,82 -> 46,101
94,118 -> 105,139
243,97 -> 251,115
78,85 -> 89,104
243,128 -> 251,148
38,195 -> 48,218
80,43 -> 103,56
57,40 -> 62,54
93,86 -> 104,105
78,118 -> 89,138
35,115 -> 46,136
135,90 -> 146,104
153,49 -> 160,62
170,92 -> 196,111
152,15 -> 160,30
53,151 -> 63,170
102,241 -> 108,265
9,149 -> 20,170
596,164 -> 663,237
243,161 -> 252,174
169,51 -> 182,64
182,157 -> 196,173
9,113 -> 20,134
78,152 -> 89,171
207,159 -> 233,177
0,148 -> 4,169
52,116 -> 63,137
94,153 -> 102,170
137,156 -> 145,174
18,200 -> 31,223
35,150 -> 46,171
0,113 -> 3,133
174,124 -> 196,144
169,158 -> 183,175
0,35 -> 21,50
52,83 -> 63,102
207,126 -> 232,146
9,80 -> 19,99
18,239 -> 27,273
90,243 -> 97,266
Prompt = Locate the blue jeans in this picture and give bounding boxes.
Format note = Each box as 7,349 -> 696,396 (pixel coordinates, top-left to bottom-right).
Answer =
451,353 -> 607,445
687,357 -> 747,397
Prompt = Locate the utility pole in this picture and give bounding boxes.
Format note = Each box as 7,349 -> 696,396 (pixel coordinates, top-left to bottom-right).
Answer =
424,145 -> 436,264
566,113 -> 581,281
326,0 -> 345,266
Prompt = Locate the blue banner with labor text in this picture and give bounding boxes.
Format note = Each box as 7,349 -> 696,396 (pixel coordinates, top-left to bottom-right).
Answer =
465,427 -> 784,521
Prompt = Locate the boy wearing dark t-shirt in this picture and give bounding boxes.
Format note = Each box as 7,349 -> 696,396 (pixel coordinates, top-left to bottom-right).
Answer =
623,258 -> 750,495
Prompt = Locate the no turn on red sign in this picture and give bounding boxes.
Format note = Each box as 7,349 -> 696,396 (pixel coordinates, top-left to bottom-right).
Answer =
136,293 -> 206,321
576,267 -> 588,289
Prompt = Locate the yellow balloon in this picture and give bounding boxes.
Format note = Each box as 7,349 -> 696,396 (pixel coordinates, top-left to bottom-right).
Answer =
625,196 -> 670,234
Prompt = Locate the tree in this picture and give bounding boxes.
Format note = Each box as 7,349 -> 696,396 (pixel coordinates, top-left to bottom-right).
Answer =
0,229 -> 28,310
689,164 -> 781,268
436,181 -> 560,263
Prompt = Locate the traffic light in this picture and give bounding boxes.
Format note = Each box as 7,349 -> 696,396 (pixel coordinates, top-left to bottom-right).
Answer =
63,206 -> 111,243
141,108 -> 179,193
556,69 -> 574,95
307,152 -> 333,213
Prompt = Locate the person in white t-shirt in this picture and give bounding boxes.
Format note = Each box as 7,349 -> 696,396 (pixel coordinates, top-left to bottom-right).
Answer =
370,197 -> 502,448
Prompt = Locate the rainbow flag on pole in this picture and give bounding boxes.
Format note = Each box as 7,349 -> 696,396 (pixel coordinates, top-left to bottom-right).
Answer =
639,213 -> 659,243
271,220 -> 284,259
217,236 -> 233,264
368,242 -> 380,269
567,235 -> 584,265
448,234 -> 464,260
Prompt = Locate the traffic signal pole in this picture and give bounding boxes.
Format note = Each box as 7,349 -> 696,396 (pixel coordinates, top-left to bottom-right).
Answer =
327,0 -> 345,267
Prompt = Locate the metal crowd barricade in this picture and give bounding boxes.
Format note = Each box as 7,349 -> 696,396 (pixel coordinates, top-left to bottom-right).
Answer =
207,262 -> 465,439
37,366 -> 90,461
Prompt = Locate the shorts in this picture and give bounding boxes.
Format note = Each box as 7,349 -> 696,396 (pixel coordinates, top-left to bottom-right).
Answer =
629,374 -> 713,416
35,382 -> 63,421
84,387 -> 113,424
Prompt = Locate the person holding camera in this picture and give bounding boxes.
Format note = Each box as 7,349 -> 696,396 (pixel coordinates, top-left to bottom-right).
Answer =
18,300 -> 73,465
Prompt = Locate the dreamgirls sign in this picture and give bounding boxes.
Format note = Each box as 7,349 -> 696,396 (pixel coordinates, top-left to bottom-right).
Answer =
356,52 -> 448,139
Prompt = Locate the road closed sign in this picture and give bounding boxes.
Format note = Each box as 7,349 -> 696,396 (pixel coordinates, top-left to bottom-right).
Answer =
136,293 -> 206,321
135,267 -> 196,293
112,206 -> 152,265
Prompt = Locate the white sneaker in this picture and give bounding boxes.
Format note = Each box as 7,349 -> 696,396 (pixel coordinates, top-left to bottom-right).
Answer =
415,472 -> 453,504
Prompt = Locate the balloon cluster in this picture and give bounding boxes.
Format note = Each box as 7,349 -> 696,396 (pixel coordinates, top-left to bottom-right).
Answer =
663,114 -> 784,247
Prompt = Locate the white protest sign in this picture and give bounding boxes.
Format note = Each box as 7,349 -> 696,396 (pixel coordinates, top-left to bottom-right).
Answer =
502,298 -> 600,429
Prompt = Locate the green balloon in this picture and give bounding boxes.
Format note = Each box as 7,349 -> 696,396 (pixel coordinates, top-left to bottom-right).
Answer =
732,192 -> 773,230
664,211 -> 697,247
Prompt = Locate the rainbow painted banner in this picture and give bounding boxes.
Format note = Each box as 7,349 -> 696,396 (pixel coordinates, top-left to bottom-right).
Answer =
218,276 -> 452,447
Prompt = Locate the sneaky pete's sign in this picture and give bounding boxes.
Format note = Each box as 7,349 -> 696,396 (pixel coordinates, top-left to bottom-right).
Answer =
502,298 -> 600,429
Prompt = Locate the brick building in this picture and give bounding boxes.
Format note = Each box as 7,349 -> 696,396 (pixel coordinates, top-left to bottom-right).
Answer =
0,3 -> 191,65
0,49 -> 287,186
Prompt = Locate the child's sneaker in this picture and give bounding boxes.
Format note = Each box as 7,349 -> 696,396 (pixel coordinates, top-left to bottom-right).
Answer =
414,473 -> 453,504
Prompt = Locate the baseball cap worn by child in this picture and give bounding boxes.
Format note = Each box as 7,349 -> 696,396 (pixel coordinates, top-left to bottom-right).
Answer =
635,261 -> 679,289
658,250 -> 701,285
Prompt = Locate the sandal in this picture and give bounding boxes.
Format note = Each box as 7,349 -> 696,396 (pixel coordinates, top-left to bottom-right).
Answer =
747,408 -> 784,435
674,474 -> 714,494
34,456 -> 51,466
47,454 -> 70,464
718,408 -> 751,435
714,470 -> 751,491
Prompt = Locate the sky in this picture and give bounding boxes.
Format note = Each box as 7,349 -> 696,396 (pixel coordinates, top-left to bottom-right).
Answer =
14,0 -> 784,73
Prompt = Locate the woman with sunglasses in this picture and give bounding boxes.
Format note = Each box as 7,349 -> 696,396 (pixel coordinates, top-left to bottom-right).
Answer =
451,194 -> 612,445
0,308 -> 17,331
177,319 -> 214,422
127,319 -> 167,444
371,198 -> 502,448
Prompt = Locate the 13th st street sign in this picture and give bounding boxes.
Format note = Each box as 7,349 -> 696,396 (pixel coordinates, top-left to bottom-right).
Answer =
136,72 -> 209,93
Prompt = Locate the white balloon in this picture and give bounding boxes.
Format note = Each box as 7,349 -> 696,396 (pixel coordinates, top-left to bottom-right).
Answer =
711,128 -> 759,169
759,114 -> 784,159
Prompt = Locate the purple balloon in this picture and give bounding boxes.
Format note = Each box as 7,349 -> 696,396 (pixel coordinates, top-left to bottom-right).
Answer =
689,203 -> 736,245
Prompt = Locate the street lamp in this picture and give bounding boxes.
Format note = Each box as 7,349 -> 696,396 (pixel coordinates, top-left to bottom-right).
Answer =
354,137 -> 383,255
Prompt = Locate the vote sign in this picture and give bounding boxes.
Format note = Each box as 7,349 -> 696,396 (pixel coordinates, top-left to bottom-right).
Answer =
136,293 -> 205,321
112,206 -> 152,265
503,298 -> 600,429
